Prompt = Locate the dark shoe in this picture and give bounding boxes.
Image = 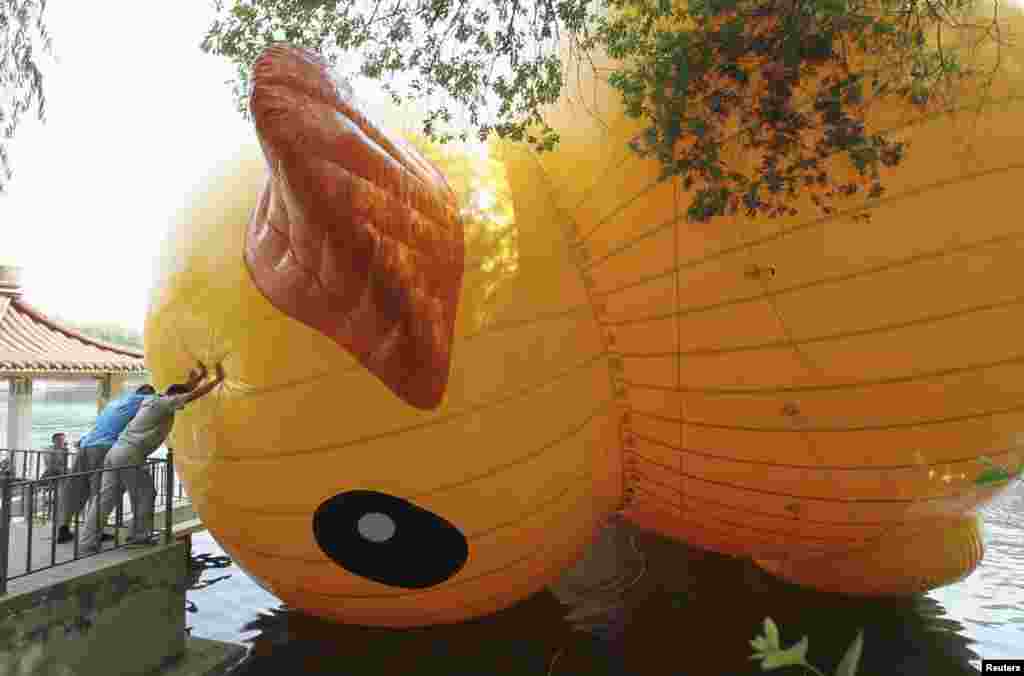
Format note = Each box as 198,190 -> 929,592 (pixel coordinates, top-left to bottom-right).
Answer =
57,527 -> 113,543
56,526 -> 73,544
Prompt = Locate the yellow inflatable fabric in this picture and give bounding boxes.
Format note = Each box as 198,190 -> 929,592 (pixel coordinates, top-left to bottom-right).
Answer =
147,9 -> 1024,626
145,121 -> 622,626
501,9 -> 1024,595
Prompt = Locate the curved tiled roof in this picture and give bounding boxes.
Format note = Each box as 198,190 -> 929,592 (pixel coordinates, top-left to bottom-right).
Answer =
0,296 -> 146,375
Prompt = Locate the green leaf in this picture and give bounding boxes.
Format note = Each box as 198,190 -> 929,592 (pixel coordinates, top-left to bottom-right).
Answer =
974,467 -> 1012,486
872,21 -> 896,35
761,636 -> 810,670
819,0 -> 847,13
834,629 -> 864,676
749,618 -> 814,672
782,34 -> 801,69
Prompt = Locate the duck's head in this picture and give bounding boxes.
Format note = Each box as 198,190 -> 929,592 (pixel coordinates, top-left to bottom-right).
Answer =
143,43 -> 621,627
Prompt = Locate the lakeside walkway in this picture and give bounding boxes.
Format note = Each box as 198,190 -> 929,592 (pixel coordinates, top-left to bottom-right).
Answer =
4,495 -> 195,581
0,502 -> 247,676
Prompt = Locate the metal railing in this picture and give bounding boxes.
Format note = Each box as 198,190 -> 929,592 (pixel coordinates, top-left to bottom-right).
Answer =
0,449 -> 188,512
0,448 -> 191,593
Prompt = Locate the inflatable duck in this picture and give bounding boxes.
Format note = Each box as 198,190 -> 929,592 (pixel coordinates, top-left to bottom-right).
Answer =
505,10 -> 1024,596
147,9 -> 1024,625
145,45 -> 622,627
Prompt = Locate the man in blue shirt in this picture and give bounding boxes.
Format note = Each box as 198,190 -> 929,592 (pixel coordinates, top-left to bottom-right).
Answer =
56,384 -> 156,543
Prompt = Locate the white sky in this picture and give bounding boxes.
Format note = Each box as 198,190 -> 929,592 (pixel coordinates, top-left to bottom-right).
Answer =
0,1 -> 404,333
0,2 -> 257,331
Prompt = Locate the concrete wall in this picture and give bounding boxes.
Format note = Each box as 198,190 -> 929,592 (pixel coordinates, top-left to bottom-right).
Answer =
0,541 -> 188,676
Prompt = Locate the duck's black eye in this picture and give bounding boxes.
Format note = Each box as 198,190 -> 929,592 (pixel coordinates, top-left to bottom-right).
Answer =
313,490 -> 469,589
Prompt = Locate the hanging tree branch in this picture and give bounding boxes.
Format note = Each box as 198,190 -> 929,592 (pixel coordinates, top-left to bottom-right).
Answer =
200,0 -> 1012,223
0,0 -> 54,194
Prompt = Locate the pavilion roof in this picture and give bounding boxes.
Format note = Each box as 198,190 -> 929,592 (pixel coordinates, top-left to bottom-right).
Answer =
0,296 -> 146,376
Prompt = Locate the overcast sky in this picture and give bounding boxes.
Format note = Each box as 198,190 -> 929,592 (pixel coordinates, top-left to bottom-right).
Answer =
0,1 -> 412,333
0,2 -> 250,331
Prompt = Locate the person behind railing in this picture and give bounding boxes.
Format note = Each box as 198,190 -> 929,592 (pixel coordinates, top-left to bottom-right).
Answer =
55,384 -> 157,544
77,361 -> 225,553
39,432 -> 70,481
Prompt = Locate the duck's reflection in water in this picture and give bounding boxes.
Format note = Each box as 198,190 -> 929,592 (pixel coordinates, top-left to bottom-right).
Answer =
546,515 -> 646,675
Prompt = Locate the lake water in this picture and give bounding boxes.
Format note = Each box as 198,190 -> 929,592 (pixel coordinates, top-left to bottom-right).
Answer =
184,488 -> 1024,675
6,395 -> 1022,673
0,392 -> 179,486
0,398 -> 102,450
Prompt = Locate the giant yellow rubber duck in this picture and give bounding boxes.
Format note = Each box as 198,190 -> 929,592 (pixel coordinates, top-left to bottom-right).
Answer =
146,44 -> 622,627
147,7 -> 1024,627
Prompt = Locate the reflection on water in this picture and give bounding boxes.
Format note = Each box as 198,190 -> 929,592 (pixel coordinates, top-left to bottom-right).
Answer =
0,381 -> 149,449
187,486 -> 1024,676
931,485 -> 1024,665
0,399 -> 101,449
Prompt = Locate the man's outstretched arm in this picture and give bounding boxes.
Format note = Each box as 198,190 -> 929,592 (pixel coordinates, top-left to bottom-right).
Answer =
181,363 -> 225,405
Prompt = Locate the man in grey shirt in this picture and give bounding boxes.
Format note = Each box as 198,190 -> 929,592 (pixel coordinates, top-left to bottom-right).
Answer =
77,362 -> 225,552
40,432 -> 69,480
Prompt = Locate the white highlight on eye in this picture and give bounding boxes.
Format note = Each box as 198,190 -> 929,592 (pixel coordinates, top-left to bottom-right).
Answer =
357,512 -> 397,543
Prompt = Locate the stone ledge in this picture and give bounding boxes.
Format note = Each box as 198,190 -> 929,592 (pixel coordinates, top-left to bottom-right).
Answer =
153,636 -> 247,676
3,541 -> 187,611
0,542 -> 188,676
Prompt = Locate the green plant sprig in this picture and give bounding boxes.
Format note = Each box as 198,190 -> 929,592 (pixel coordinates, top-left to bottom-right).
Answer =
974,456 -> 1024,486
750,617 -> 864,676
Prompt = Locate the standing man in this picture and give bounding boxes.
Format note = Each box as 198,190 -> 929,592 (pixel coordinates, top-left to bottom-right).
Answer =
40,432 -> 70,480
78,362 -> 225,553
56,384 -> 157,543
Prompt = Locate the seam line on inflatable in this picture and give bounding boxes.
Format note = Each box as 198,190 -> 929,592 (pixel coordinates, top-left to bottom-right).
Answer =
672,177 -> 687,524
190,398 -> 611,516
576,94 -> 1024,252
591,163 -> 1024,300
211,353 -> 610,461
627,449 -> 996,504
631,400 -> 1024,433
628,480 -> 864,543
627,429 -> 1021,471
602,228 -> 1024,317
625,469 -> 903,526
621,349 -> 1024,393
215,469 -> 593,578
510,144 -> 634,513
617,297 -> 1024,359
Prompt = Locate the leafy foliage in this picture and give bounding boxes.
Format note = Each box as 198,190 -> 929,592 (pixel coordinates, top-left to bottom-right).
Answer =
203,0 -> 1010,224
0,0 -> 53,194
201,0 -> 578,150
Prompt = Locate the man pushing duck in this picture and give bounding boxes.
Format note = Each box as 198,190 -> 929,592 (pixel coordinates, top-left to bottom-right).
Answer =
77,361 -> 225,553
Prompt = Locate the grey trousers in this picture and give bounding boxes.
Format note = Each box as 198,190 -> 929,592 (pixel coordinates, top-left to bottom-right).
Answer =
56,444 -> 111,528
79,444 -> 155,551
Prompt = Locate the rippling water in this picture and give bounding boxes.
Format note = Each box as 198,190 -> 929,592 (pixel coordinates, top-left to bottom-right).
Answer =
186,483 -> 1024,676
0,399 -> 100,449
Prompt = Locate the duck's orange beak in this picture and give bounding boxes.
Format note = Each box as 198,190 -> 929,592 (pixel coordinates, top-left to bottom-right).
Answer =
245,44 -> 464,410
